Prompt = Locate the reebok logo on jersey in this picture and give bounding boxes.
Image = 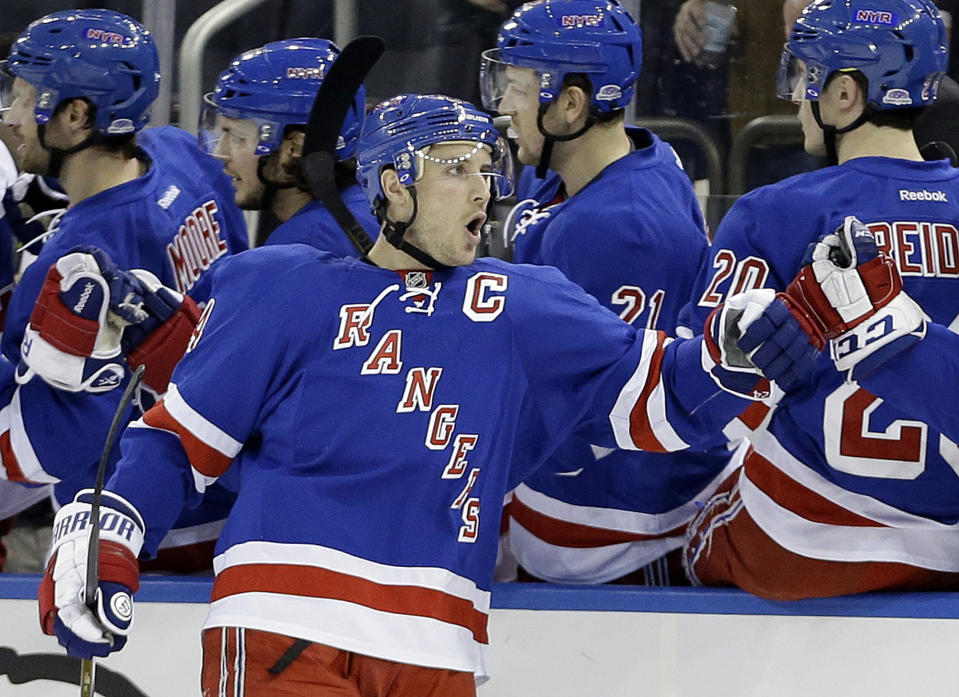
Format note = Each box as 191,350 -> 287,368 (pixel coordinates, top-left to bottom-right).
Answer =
899,189 -> 948,203
157,185 -> 181,209
74,282 -> 95,314
853,9 -> 897,25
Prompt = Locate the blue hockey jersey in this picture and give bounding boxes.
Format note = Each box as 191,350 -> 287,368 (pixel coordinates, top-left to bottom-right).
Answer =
264,182 -> 379,256
506,127 -> 734,583
682,156 -> 959,571
0,126 -> 247,542
107,245 -> 750,679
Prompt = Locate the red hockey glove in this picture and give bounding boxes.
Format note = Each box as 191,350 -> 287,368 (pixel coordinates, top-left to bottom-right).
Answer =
120,269 -> 202,399
19,247 -> 146,393
784,216 -> 926,380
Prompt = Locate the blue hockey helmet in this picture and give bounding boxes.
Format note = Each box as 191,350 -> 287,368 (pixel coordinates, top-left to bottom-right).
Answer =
356,94 -> 514,213
778,0 -> 948,110
201,38 -> 365,158
5,9 -> 159,135
480,0 -> 642,114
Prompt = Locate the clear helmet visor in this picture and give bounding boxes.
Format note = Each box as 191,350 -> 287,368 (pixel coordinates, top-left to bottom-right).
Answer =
0,62 -> 15,121
414,137 -> 516,200
197,93 -> 222,155
777,47 -> 826,102
198,93 -> 268,160
777,48 -> 806,101
479,49 -> 541,115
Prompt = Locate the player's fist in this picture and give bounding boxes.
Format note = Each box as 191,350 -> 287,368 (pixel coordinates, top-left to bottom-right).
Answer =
786,216 -> 903,338
703,288 -> 820,399
19,247 -> 145,393
784,216 -> 926,379
38,490 -> 143,659
120,269 -> 202,402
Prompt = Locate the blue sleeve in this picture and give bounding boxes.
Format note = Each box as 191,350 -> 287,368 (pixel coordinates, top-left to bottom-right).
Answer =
507,266 -> 748,462
860,323 -> 959,442
106,252 -> 308,550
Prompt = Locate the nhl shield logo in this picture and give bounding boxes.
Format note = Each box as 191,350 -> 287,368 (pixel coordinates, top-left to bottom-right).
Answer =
403,271 -> 429,289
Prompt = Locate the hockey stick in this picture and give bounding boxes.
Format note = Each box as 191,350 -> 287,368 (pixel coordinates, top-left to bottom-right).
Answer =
302,35 -> 385,256
79,363 -> 146,697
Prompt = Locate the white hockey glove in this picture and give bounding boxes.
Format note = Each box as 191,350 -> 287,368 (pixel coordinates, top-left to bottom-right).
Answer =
18,247 -> 148,393
38,489 -> 143,659
784,216 -> 926,380
702,287 -> 821,400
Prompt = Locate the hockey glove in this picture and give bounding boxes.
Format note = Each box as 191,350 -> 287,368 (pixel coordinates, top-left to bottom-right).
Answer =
702,288 -> 820,399
18,247 -> 147,393
784,216 -> 926,380
120,269 -> 202,402
38,489 -> 143,659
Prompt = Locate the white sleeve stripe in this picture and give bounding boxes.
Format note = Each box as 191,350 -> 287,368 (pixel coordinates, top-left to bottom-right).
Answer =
127,416 -> 222,495
646,379 -> 690,451
164,383 -> 243,458
6,390 -> 58,484
609,332 -> 658,449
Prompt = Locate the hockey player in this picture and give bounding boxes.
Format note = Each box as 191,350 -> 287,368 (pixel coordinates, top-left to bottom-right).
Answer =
36,94 -> 820,694
681,0 -> 959,600
479,0 -> 733,584
200,38 -> 379,252
0,10 -> 247,569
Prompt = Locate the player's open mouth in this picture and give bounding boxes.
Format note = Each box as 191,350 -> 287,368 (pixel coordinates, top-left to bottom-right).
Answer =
465,213 -> 486,240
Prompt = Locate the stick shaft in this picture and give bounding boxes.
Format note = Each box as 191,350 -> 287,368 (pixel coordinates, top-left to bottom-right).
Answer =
80,658 -> 95,696
79,364 -> 145,697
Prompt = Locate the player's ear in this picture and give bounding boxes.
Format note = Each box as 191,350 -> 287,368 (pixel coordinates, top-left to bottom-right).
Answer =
832,73 -> 865,116
380,168 -> 412,214
285,130 -> 305,160
559,84 -> 590,127
60,99 -> 95,134
47,98 -> 93,148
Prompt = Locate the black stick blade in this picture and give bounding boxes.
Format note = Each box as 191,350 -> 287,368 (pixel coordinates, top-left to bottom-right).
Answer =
303,35 -> 385,256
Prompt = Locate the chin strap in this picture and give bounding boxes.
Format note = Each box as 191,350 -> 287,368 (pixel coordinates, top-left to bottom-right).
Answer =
811,101 -> 874,166
534,103 -> 597,179
38,125 -> 97,179
379,188 -> 450,271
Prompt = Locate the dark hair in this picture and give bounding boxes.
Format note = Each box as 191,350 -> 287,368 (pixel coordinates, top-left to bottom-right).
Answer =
271,124 -> 359,193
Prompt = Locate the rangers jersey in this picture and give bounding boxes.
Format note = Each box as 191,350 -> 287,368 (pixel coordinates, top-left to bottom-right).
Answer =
859,322 -> 959,443
506,126 -> 734,583
682,156 -> 959,576
107,245 -> 750,680
264,182 -> 379,256
0,125 -> 247,546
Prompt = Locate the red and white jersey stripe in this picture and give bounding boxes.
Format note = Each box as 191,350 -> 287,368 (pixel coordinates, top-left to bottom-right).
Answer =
205,540 -> 491,680
740,429 -> 959,571
609,332 -> 690,453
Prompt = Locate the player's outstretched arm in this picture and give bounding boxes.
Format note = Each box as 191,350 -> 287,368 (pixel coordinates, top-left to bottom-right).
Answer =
782,216 -> 926,381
